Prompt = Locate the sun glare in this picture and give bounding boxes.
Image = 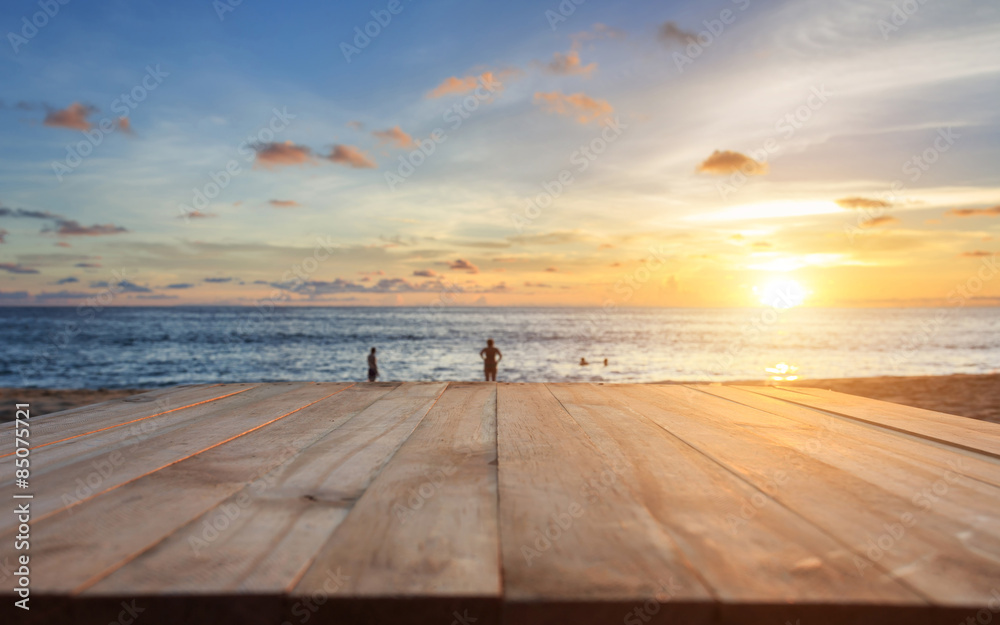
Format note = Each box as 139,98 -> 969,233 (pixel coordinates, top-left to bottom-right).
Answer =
755,278 -> 808,309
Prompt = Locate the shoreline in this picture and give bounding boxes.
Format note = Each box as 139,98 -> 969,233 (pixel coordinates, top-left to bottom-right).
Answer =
2,373 -> 998,423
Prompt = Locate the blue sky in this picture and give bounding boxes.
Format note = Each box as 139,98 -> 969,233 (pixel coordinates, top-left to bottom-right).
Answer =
1,0 -> 999,306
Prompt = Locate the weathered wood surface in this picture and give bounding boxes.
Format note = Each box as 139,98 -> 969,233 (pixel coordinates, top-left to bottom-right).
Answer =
2,382 -> 999,625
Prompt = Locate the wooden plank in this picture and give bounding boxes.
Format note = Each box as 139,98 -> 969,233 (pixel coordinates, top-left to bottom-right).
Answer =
694,385 -> 1000,489
547,383 -> 922,606
83,382 -> 446,598
743,385 -> 1000,459
0,383 -> 339,532
0,382 -> 376,596
495,383 -> 714,625
295,382 -> 499,596
0,383 -> 254,453
624,384 -> 1000,607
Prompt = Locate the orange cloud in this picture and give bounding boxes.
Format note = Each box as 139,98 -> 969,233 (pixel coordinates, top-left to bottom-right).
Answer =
836,197 -> 890,210
372,126 -> 414,148
860,216 -> 899,228
269,199 -> 300,208
426,69 -> 517,98
255,141 -> 314,168
413,269 -> 437,277
545,50 -> 596,76
326,145 -> 376,169
960,250 -> 993,257
946,205 -> 1000,217
696,150 -> 768,175
117,117 -> 134,135
534,91 -> 613,124
44,103 -> 96,131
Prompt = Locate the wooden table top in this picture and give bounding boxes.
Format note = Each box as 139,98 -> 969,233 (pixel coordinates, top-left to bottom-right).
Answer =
3,381 -> 999,625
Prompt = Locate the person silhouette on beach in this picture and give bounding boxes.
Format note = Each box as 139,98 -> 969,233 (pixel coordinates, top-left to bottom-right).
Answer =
367,347 -> 378,382
480,339 -> 502,381
580,357 -> 589,366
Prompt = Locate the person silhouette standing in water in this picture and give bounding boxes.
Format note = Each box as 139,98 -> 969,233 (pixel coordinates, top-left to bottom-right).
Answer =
480,339 -> 502,381
367,347 -> 378,382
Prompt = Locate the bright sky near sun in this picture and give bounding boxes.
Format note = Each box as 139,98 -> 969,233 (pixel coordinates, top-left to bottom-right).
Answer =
1,0 -> 999,307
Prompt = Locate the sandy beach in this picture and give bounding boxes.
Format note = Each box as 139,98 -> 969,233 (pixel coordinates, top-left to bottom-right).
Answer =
3,373 -> 998,423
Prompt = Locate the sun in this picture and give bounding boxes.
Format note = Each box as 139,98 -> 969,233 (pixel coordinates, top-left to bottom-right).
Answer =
754,277 -> 809,309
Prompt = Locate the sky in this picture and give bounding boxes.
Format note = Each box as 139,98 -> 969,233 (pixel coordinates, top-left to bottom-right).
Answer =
1,0 -> 999,307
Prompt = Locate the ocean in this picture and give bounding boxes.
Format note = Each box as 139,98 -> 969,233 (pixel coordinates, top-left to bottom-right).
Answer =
1,306 -> 997,389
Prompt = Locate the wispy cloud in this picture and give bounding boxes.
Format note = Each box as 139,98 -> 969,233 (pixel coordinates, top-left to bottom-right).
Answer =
426,69 -> 517,98
947,205 -> 1000,217
534,91 -> 613,124
372,126 -> 414,148
836,197 -> 890,210
269,199 -> 300,208
545,50 -> 596,76
326,145 -> 376,169
0,263 -> 38,274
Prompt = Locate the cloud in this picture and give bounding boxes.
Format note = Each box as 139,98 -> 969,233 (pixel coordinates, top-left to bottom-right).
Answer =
372,126 -> 414,148
946,205 -> 1000,217
269,199 -> 300,208
426,69 -> 517,98
180,210 -> 216,219
116,280 -> 152,293
545,267 -> 558,272
658,22 -> 697,46
524,282 -> 552,288
960,250 -> 994,257
836,197 -> 890,210
75,262 -> 101,268
0,291 -> 29,300
413,269 -> 437,277
326,145 -> 377,169
55,276 -> 79,284
49,220 -> 128,236
117,117 -> 134,135
447,258 -> 479,273
0,206 -> 127,236
204,277 -> 233,283
545,50 -> 596,76
696,150 -> 769,175
860,216 -> 899,228
167,283 -> 194,289
255,141 -> 314,168
0,263 -> 38,274
135,294 -> 178,300
534,91 -> 613,124
43,102 -> 97,131
55,241 -> 71,247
